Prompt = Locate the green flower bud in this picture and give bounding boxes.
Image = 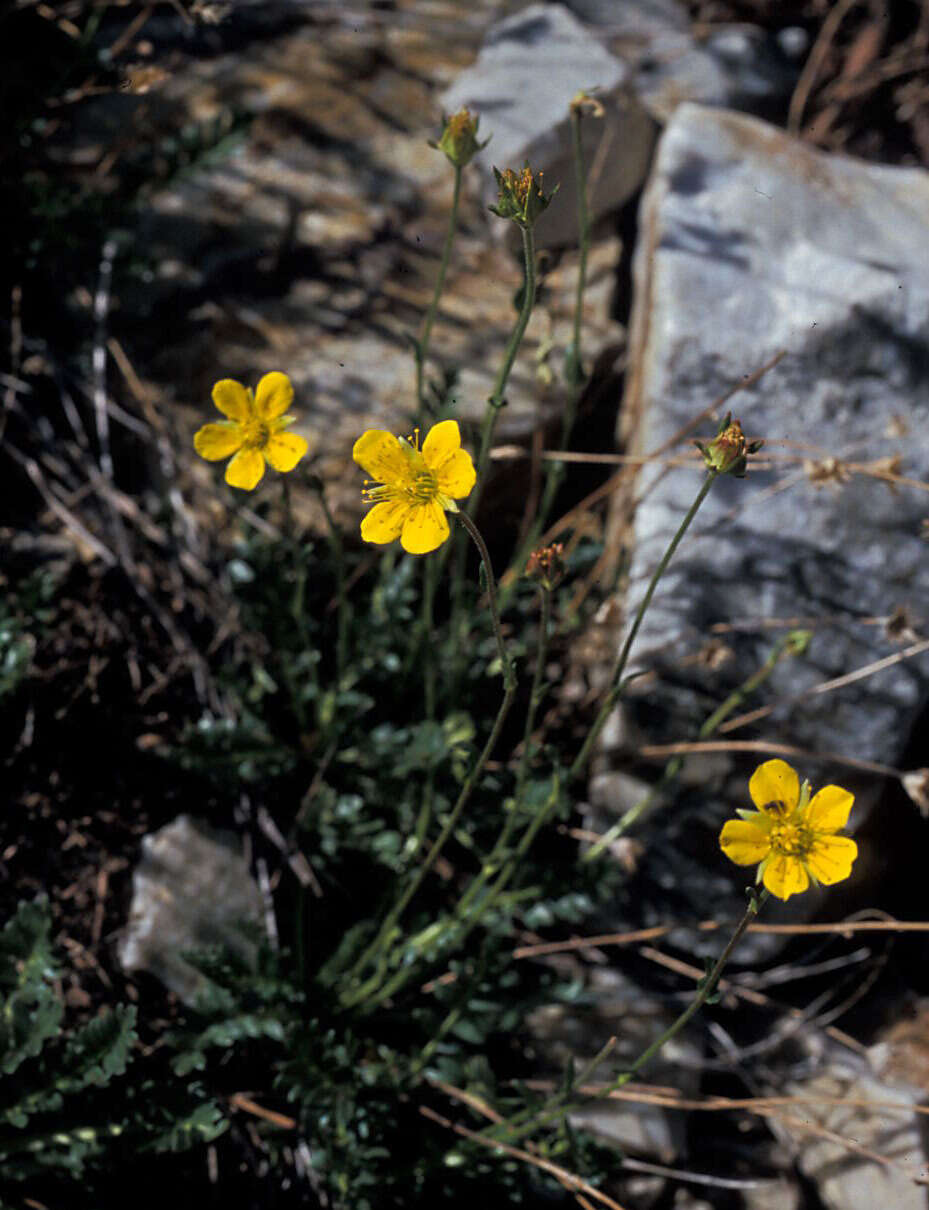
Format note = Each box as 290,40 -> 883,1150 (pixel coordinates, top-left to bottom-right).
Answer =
694,413 -> 763,478
489,163 -> 558,228
431,108 -> 489,168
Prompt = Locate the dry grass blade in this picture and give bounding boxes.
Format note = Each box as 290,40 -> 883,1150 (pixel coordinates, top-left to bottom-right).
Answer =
716,636 -> 929,734
522,1070 -> 929,1186
637,738 -> 904,779
513,917 -> 929,960
418,1105 -> 629,1210
788,0 -> 860,133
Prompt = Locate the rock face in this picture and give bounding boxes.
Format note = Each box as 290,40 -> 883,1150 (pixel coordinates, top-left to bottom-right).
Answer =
566,0 -> 803,123
441,3 -> 656,250
119,815 -> 264,1005
601,104 -> 929,944
787,1040 -> 929,1208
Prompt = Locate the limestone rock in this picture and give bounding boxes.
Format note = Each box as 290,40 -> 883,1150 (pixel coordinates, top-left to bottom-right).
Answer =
788,1050 -> 929,1208
604,104 -> 929,949
441,3 -> 656,250
567,0 -> 803,123
119,815 -> 264,1005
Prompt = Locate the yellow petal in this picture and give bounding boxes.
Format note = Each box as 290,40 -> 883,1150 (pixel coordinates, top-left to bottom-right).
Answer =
255,371 -> 294,420
749,759 -> 800,816
422,419 -> 462,469
719,818 -> 771,866
435,448 -> 476,500
805,835 -> 858,885
212,378 -> 252,422
361,499 -> 409,544
401,499 -> 450,554
194,422 -> 243,461
265,432 -> 309,472
761,854 -> 809,901
353,430 -> 413,488
804,784 -> 854,833
225,448 -> 265,490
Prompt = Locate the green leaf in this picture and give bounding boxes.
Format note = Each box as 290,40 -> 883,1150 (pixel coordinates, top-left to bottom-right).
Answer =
0,898 -> 62,1076
57,1004 -> 137,1093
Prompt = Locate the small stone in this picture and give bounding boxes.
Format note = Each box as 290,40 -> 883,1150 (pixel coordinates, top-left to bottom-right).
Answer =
119,815 -> 264,1006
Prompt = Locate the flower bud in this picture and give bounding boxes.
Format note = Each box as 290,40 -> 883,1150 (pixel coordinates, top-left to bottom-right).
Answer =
694,413 -> 763,478
489,163 -> 558,228
569,89 -> 605,118
526,542 -> 566,589
431,108 -> 488,168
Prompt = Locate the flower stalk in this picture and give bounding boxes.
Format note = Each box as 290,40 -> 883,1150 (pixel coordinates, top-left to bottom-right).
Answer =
474,223 -> 538,486
340,512 -> 514,1009
486,888 -> 768,1147
502,96 -> 598,595
583,630 -> 812,861
452,567 -> 554,926
570,469 -> 720,780
415,163 -> 463,420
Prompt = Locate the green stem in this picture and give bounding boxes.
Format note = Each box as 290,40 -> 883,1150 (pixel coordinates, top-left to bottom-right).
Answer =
462,771 -> 560,933
491,890 -> 767,1146
569,105 -> 590,387
584,631 -> 805,861
475,224 -> 538,488
516,585 -> 551,798
456,513 -> 515,692
339,514 -> 515,1009
415,163 -> 463,421
453,585 -> 551,924
570,471 -> 719,781
413,559 -> 439,859
421,559 -> 438,721
315,483 -> 349,681
501,106 -> 591,599
450,223 -> 537,673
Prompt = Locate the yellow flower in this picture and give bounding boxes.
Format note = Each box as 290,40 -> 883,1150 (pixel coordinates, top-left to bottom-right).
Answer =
194,372 -> 309,491
719,759 -> 858,901
353,419 -> 476,555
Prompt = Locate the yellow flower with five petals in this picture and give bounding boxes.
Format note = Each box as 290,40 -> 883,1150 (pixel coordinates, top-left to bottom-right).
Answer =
353,419 -> 476,554
719,759 -> 857,901
194,372 -> 309,490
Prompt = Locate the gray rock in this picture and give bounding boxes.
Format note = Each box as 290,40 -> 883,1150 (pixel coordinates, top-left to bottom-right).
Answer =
742,1181 -> 801,1210
788,1049 -> 928,1209
527,966 -> 701,1162
604,105 -> 929,948
567,0 -> 690,36
441,3 -> 656,250
566,0 -> 801,124
119,815 -> 264,1005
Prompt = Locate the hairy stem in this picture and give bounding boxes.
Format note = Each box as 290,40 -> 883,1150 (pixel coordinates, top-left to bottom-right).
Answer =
570,471 -> 719,781
415,163 -> 463,420
340,514 -> 515,1009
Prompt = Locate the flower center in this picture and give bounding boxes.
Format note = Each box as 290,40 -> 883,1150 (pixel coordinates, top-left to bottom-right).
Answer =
410,469 -> 438,502
243,420 -> 271,449
769,821 -> 813,858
